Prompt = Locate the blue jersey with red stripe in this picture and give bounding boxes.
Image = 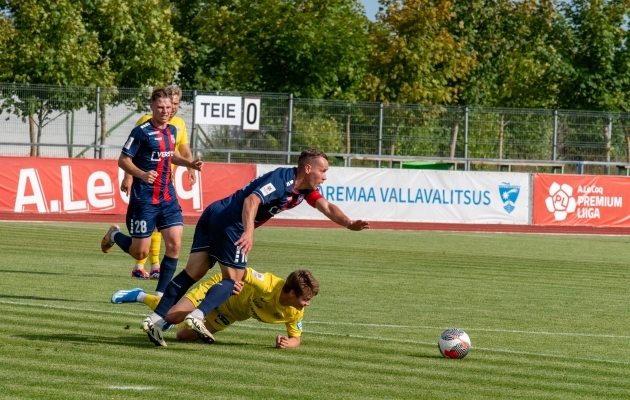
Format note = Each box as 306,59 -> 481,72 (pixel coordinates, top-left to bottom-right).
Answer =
121,120 -> 178,204
219,167 -> 323,227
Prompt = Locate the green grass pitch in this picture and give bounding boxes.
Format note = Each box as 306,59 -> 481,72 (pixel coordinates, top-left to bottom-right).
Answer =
1,221 -> 629,399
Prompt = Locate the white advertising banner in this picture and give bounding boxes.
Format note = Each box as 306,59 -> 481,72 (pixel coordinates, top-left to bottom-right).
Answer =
194,95 -> 242,125
256,165 -> 531,224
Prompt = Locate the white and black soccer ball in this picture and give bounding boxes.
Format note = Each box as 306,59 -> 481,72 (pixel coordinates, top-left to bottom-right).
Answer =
438,328 -> 471,359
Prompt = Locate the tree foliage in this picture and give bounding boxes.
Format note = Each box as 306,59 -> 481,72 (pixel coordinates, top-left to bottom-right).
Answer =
558,0 -> 630,112
174,0 -> 370,99
0,0 -> 108,86
453,0 -> 570,108
82,0 -> 181,88
364,0 -> 475,104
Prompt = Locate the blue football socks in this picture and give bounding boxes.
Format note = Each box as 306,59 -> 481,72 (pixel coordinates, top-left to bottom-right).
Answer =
154,270 -> 196,318
155,255 -> 177,294
112,231 -> 132,254
196,278 -> 235,316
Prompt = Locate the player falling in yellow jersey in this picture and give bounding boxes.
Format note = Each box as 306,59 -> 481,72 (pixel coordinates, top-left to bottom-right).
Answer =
120,86 -> 196,284
111,268 -> 318,348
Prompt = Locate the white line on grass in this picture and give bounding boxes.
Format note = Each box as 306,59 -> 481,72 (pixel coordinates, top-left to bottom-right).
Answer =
3,299 -> 630,365
106,386 -> 156,391
304,321 -> 630,339
229,324 -> 630,366
3,299 -> 630,339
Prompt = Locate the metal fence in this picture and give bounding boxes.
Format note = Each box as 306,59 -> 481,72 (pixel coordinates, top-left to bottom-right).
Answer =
2,82 -> 629,175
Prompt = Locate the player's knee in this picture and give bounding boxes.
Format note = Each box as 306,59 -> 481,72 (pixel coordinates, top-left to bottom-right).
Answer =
131,249 -> 149,260
184,264 -> 207,281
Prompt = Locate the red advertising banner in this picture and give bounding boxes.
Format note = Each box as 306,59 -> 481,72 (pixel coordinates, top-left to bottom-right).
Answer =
0,157 -> 255,217
533,174 -> 630,227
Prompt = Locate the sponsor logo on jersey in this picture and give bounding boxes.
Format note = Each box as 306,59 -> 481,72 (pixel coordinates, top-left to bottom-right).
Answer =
140,122 -> 150,129
273,312 -> 283,319
150,150 -> 175,161
260,183 -> 276,196
297,320 -> 302,331
123,137 -> 134,150
217,314 -> 230,325
154,137 -> 162,141
286,180 -> 294,186
252,270 -> 264,281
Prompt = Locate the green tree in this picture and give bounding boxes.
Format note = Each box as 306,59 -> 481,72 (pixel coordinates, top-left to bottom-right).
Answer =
175,0 -> 370,99
80,0 -> 182,152
0,0 -> 110,156
452,0 -> 570,109
558,0 -> 630,111
364,0 -> 475,104
291,110 -> 345,153
82,0 -> 181,88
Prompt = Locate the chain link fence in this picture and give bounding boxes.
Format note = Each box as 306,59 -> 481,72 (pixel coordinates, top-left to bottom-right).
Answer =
2,83 -> 629,174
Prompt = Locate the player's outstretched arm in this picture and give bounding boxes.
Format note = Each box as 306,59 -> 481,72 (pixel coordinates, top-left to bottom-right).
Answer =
275,335 -> 301,349
315,198 -> 369,231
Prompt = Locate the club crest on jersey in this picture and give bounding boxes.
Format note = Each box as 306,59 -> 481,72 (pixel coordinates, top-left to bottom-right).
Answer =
260,183 -> 276,196
251,270 -> 264,281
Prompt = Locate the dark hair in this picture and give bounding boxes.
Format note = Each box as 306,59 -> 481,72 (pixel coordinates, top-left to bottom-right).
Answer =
150,88 -> 172,104
297,148 -> 328,170
283,270 -> 319,298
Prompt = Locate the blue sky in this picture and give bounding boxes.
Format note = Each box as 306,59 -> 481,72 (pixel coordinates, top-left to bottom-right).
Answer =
360,0 -> 380,21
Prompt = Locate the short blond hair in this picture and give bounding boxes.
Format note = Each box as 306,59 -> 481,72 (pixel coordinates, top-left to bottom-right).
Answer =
166,86 -> 182,98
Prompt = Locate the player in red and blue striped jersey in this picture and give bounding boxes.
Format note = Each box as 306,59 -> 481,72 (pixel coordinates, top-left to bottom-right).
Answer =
140,148 -> 369,347
101,88 -> 203,299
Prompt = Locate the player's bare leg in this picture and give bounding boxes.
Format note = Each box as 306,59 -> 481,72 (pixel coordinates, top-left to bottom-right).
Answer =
128,237 -> 151,261
184,263 -> 245,344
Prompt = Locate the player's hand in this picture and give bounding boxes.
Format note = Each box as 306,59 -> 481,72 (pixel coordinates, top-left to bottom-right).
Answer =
347,219 -> 370,231
191,158 -> 203,171
234,230 -> 254,256
275,335 -> 289,349
142,170 -> 158,184
120,174 -> 133,194
232,280 -> 244,296
187,169 -> 197,186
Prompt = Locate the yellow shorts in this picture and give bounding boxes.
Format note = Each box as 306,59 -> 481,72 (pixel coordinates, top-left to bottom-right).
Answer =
183,284 -> 235,333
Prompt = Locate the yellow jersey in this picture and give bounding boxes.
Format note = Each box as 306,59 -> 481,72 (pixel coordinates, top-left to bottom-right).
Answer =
135,115 -> 188,151
185,268 -> 305,337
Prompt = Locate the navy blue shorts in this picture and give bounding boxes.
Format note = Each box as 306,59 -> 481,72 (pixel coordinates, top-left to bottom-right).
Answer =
190,201 -> 247,269
126,199 -> 183,239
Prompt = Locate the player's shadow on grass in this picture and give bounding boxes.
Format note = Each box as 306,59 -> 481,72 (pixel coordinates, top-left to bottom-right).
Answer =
14,333 -> 271,350
0,269 -> 64,275
0,294 -> 76,302
16,333 -> 171,349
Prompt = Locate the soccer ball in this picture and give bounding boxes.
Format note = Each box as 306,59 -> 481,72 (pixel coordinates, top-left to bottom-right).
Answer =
438,328 -> 471,359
